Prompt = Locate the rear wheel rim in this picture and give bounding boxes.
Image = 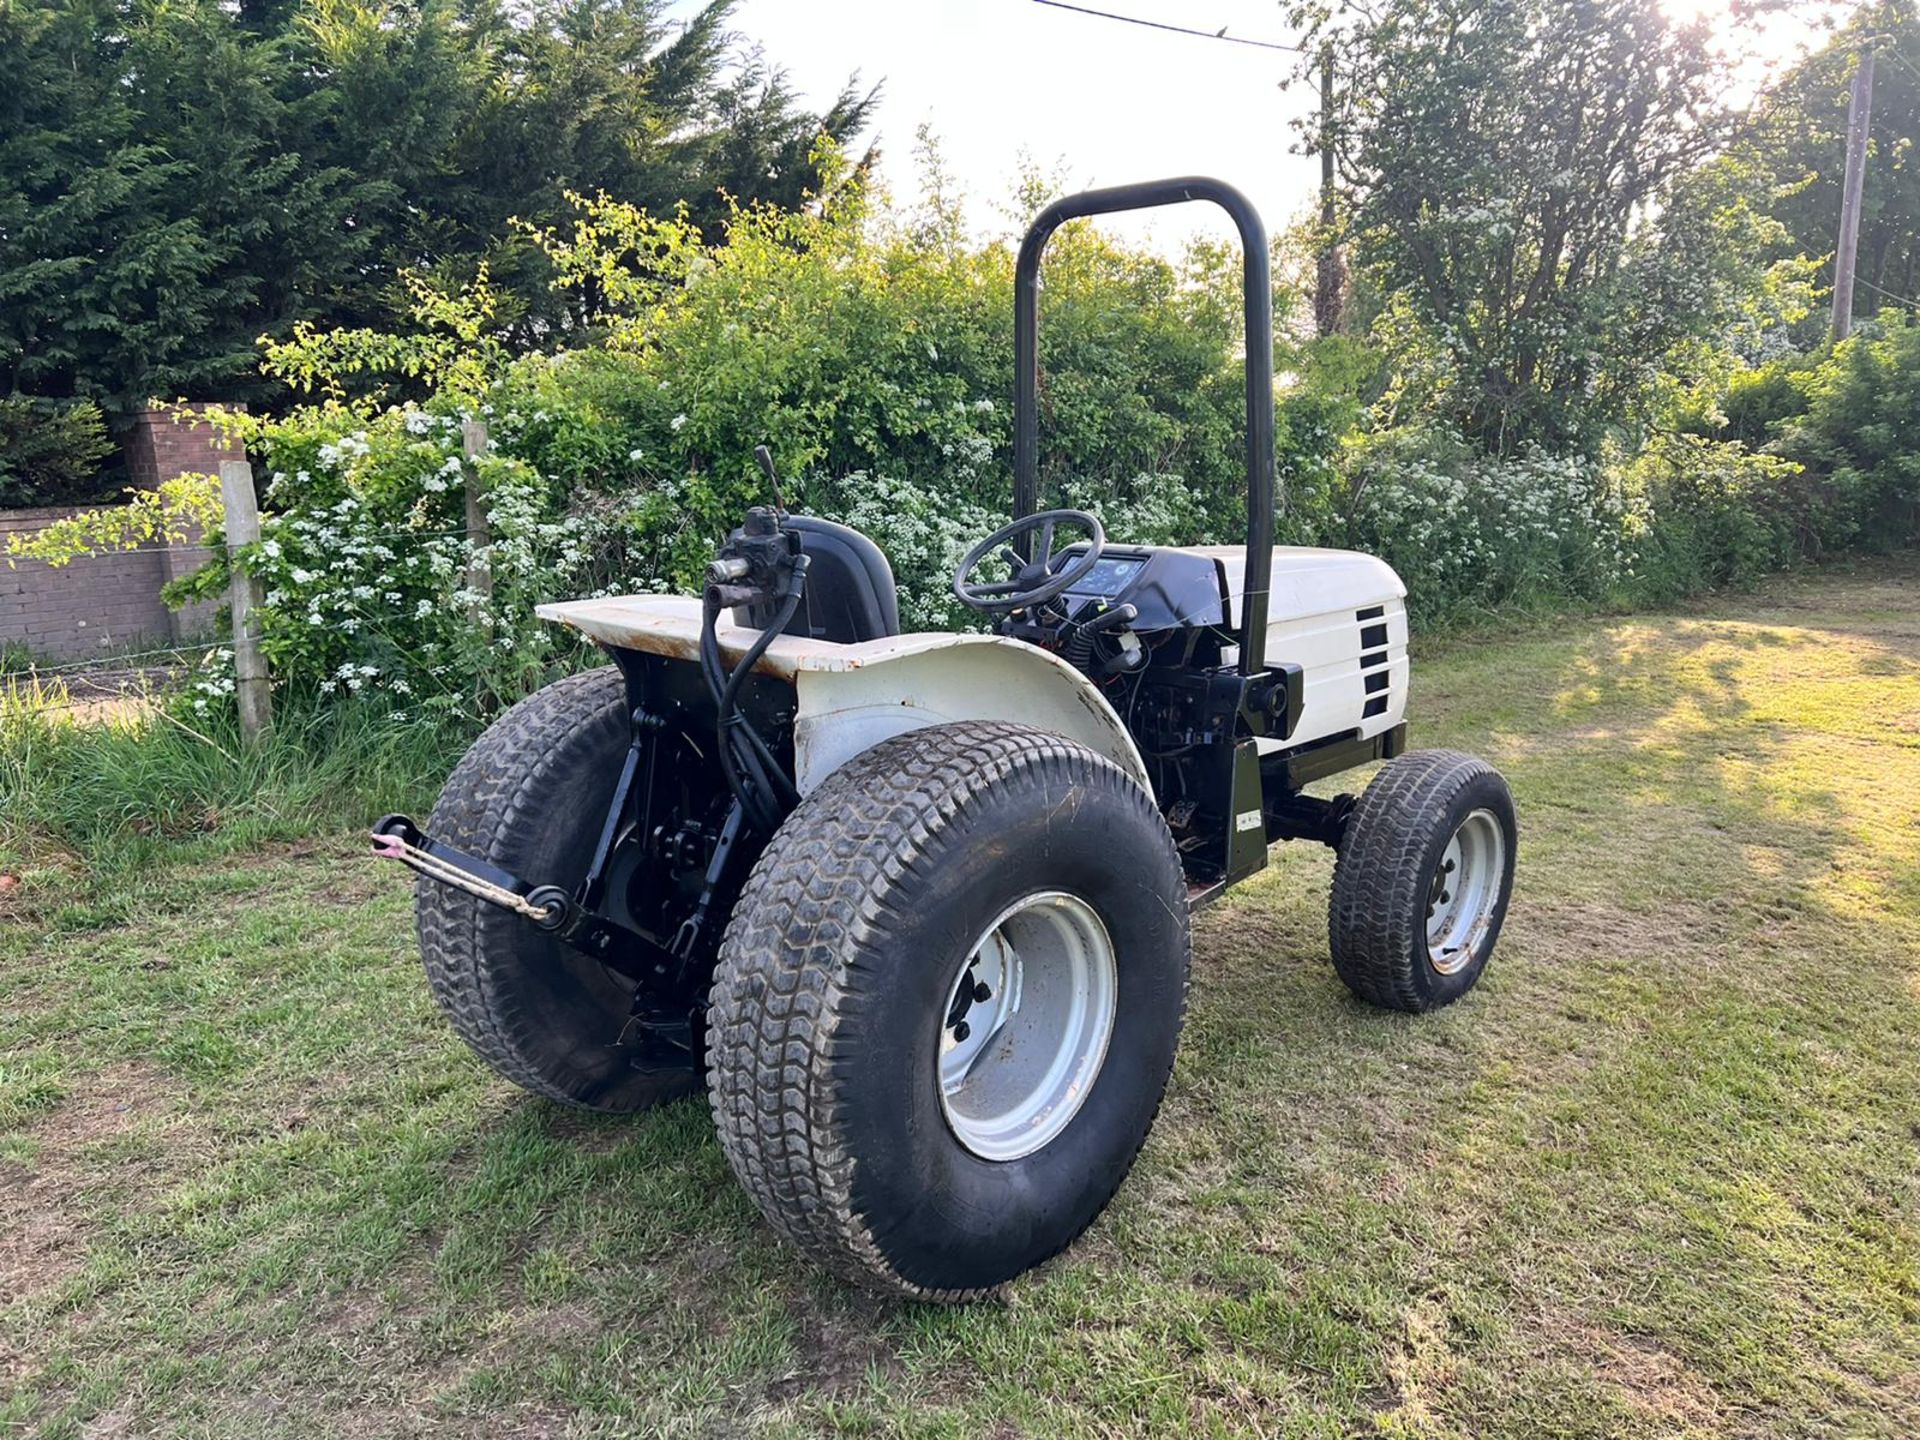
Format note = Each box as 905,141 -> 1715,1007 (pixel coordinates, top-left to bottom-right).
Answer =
1426,808 -> 1505,975
938,892 -> 1117,1162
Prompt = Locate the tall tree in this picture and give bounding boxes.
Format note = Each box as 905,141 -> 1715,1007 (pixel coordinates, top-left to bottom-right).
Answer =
0,0 -> 876,418
0,1 -> 216,405
1297,0 -> 1771,452
1749,2 -> 1919,321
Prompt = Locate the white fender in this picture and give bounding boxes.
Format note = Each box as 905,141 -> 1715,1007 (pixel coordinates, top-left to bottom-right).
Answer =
786,636 -> 1149,794
534,595 -> 1151,795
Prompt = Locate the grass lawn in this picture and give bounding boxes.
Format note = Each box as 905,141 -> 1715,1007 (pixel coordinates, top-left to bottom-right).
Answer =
3,558 -> 1917,1438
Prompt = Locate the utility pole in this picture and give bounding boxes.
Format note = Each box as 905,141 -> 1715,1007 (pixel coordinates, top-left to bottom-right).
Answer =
1832,46 -> 1876,342
1314,43 -> 1346,337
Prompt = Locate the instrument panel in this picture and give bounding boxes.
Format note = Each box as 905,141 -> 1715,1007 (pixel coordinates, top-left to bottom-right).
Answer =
1056,545 -> 1229,632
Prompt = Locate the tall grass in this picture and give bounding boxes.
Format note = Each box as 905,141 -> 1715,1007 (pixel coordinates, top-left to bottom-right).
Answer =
0,682 -> 465,884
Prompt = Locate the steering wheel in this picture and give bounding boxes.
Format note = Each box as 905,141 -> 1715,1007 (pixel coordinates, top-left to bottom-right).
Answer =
952,508 -> 1106,616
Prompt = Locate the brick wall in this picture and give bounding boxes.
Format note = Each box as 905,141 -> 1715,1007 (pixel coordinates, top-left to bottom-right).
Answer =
0,406 -> 239,662
122,405 -> 244,495
0,508 -> 181,660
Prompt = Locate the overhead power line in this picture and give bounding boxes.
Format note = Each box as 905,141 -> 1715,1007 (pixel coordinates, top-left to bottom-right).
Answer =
1856,34 -> 1920,86
1030,0 -> 1309,54
1857,276 -> 1920,312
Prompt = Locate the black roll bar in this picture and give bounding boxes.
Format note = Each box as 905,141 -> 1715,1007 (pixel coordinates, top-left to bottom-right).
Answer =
1013,176 -> 1276,677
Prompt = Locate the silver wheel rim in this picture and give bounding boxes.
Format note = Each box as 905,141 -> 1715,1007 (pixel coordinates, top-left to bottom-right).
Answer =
937,891 -> 1117,1162
1426,808 -> 1506,975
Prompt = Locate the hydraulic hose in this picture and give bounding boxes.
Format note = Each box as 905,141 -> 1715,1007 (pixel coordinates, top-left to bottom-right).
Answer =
719,586 -> 804,811
701,591 -> 779,833
700,559 -> 808,833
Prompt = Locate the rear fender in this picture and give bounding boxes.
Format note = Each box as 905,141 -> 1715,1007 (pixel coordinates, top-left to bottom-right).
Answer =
534,595 -> 1150,797
789,639 -> 1150,796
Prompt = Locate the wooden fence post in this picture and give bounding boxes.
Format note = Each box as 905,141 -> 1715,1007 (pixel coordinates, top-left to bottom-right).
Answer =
218,459 -> 272,741
461,418 -> 493,622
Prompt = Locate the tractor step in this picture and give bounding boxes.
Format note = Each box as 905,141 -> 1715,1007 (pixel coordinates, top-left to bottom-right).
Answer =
1186,879 -> 1227,911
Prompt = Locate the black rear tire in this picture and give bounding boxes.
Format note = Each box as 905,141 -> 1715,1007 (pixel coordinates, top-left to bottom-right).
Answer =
705,722 -> 1190,1300
1329,748 -> 1517,1012
418,666 -> 699,1113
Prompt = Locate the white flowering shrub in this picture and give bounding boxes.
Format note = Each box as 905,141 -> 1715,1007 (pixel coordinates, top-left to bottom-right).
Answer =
116,170 -> 1906,728
814,471 -> 1003,632
810,442 -> 1212,633
142,175 -> 1301,714
1059,471 -> 1211,550
186,647 -> 237,718
162,400 -> 632,717
1341,428 -> 1631,624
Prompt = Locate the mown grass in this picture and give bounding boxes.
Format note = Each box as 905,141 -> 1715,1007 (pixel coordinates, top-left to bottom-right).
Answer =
3,557 -> 1917,1438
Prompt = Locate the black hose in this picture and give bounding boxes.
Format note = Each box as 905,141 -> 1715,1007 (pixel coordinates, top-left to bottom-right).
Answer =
719,587 -> 805,803
700,568 -> 807,832
699,595 -> 728,703
700,591 -> 765,829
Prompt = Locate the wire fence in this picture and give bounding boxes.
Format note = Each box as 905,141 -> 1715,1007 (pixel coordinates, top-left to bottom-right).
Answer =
0,678 -> 177,715
1,643 -> 216,724
0,691 -> 165,717
4,523 -> 476,720
4,644 -> 215,678
5,527 -> 470,561
2,542 -> 221,559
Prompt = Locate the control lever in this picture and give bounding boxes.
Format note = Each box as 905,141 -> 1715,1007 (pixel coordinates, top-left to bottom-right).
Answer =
753,444 -> 789,512
1076,603 -> 1138,638
1075,603 -> 1144,677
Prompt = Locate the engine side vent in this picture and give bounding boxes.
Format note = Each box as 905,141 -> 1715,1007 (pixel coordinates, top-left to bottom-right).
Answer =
1357,607 -> 1392,720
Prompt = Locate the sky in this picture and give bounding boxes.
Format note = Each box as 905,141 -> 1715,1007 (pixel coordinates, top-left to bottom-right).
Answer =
678,0 -> 1829,257
692,0 -> 1328,254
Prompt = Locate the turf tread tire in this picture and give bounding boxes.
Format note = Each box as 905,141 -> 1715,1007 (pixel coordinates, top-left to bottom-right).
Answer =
417,666 -> 697,1113
705,720 -> 1188,1302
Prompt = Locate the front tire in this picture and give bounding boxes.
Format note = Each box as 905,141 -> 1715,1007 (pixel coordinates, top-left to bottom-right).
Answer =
1329,749 -> 1517,1012
705,722 -> 1190,1300
417,667 -> 700,1113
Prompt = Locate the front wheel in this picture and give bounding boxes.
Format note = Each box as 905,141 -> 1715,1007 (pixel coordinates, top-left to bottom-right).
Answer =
705,722 -> 1190,1300
1329,749 -> 1517,1012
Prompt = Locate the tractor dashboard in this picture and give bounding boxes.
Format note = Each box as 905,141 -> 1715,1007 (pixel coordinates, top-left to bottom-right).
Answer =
1055,544 -> 1228,632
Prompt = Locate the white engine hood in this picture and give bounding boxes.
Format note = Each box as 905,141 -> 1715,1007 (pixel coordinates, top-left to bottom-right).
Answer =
1168,545 -> 1406,626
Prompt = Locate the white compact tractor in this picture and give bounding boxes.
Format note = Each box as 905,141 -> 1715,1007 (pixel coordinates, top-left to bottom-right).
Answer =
374,178 -> 1517,1299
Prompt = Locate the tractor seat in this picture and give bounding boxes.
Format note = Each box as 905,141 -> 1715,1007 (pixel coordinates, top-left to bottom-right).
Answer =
781,515 -> 901,643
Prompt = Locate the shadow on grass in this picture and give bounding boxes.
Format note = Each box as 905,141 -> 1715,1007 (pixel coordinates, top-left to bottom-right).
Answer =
1169,579 -> 1920,1436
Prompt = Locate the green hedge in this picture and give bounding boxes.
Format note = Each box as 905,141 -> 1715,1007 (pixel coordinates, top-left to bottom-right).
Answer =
15,178 -> 1916,715
0,396 -> 114,508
